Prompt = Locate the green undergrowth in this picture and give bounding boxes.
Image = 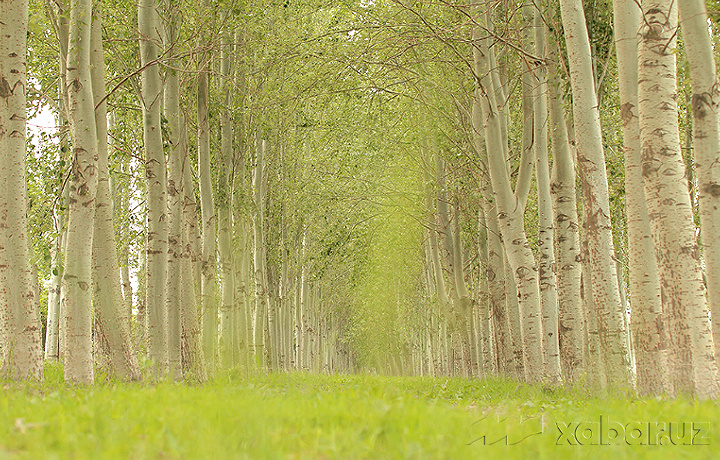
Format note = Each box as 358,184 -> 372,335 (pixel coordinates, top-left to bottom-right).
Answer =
0,363 -> 718,459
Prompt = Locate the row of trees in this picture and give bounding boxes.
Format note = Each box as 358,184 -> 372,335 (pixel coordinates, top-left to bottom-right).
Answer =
2,0 -> 720,398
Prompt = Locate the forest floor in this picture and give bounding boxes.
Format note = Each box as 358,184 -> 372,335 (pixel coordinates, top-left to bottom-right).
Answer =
0,364 -> 718,459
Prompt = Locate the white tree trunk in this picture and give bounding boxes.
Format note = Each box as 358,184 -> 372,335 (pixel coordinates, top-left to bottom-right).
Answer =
613,0 -> 666,396
638,0 -> 719,398
0,0 -> 43,380
558,0 -> 631,388
44,7 -> 70,363
109,113 -> 133,328
532,12 -> 561,383
139,0 -> 168,376
253,136 -> 271,367
90,9 -> 140,381
471,95 -> 507,377
62,0 -> 99,383
218,35 -> 235,369
233,145 -> 252,367
45,187 -> 67,361
181,131 -> 206,380
198,32 -> 216,373
473,6 -> 543,382
547,51 -> 585,385
678,0 -> 720,368
164,4 -> 183,380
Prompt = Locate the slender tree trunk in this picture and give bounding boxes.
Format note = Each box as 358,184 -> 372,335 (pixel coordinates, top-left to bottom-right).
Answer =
218,34 -> 235,369
0,0 -> 43,380
181,131 -> 206,380
164,4 -> 183,380
612,0 -> 666,396
297,234 -> 309,370
678,0 -> 720,369
532,11 -> 561,383
638,0 -> 719,398
450,205 -> 471,349
108,113 -> 133,326
90,9 -> 140,381
435,155 -> 455,292
45,187 -> 67,361
253,136 -> 270,367
558,0 -> 631,388
503,251 -> 525,380
472,93 -> 510,379
547,49 -> 585,385
197,20 -> 216,373
473,5 -> 543,382
45,25 -> 71,358
234,152 -> 252,367
451,206 -> 473,376
61,0 -> 98,383
581,234 -> 607,392
486,209 -> 509,375
476,209 -> 494,376
139,0 -> 168,376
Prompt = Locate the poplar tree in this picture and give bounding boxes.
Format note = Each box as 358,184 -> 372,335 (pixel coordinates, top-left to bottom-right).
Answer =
558,0 -> 631,388
139,0 -> 169,375
637,0 -> 718,398
0,0 -> 43,380
62,0 -> 99,383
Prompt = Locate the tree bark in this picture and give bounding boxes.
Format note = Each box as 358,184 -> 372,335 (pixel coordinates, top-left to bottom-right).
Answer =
0,0 -> 43,380
218,34 -> 235,369
61,0 -> 99,383
197,20 -> 217,373
546,33 -> 585,385
253,136 -> 271,367
531,11 -> 561,383
90,9 -> 140,381
181,130 -> 207,380
164,3 -> 183,380
473,4 -> 543,382
638,0 -> 719,398
139,0 -> 168,376
558,0 -> 631,388
678,0 -> 720,369
612,0 -> 666,396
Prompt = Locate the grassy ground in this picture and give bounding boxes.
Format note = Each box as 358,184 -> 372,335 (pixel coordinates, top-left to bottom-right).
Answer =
1,364 -> 718,459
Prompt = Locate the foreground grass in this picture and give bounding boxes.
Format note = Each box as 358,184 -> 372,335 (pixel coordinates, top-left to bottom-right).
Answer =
0,365 -> 718,459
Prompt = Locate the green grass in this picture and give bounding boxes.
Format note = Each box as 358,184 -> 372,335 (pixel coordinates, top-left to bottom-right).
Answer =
0,364 -> 718,459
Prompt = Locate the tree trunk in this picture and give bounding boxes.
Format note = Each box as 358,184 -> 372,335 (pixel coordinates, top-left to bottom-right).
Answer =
473,5 -> 543,382
532,11 -> 561,383
139,0 -> 168,376
61,0 -> 99,383
0,0 -> 43,380
678,0 -> 720,369
558,0 -> 631,388
612,0 -> 666,396
45,18 -> 72,357
164,3 -> 183,380
471,93 -> 507,377
90,9 -> 140,381
198,22 -> 217,373
218,34 -> 235,369
109,113 -> 133,328
545,33 -> 585,385
253,136 -> 271,367
45,185 -> 67,361
181,130 -> 207,381
637,0 -> 719,398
